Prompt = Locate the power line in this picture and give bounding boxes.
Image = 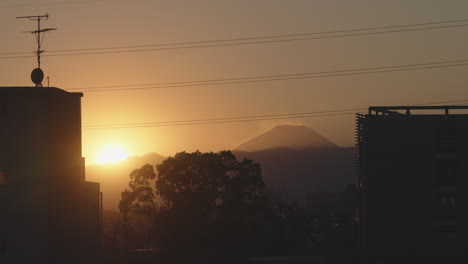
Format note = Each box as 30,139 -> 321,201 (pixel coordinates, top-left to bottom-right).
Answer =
83,109 -> 365,129
2,20 -> 468,58
7,23 -> 468,58
68,60 -> 468,93
0,0 -> 113,9
83,111 -> 363,130
69,58 -> 468,91
82,99 -> 468,130
3,18 -> 468,55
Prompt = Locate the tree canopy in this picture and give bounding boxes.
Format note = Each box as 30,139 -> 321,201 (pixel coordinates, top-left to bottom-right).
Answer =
154,151 -> 265,252
119,164 -> 156,215
118,151 -> 267,253
156,150 -> 264,214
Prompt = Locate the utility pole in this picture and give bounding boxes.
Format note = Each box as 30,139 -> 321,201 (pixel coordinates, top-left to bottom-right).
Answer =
16,13 -> 57,87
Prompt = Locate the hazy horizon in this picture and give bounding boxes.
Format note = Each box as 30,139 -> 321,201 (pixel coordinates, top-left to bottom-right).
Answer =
85,124 -> 352,165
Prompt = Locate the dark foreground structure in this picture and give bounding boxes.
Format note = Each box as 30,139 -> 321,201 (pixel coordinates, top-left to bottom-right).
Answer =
0,87 -> 101,264
356,106 -> 467,263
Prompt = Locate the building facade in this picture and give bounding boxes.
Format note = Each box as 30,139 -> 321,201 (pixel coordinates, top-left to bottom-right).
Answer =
356,106 -> 467,263
0,87 -> 100,264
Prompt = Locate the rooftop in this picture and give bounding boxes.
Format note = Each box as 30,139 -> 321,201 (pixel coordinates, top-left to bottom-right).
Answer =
0,86 -> 82,97
368,106 -> 468,116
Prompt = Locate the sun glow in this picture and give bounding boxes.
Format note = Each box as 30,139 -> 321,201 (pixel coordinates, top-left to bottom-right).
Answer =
97,145 -> 128,164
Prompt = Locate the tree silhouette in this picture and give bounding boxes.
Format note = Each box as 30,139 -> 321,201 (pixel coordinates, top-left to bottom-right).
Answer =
128,164 -> 157,215
118,189 -> 135,250
118,164 -> 157,249
155,150 -> 265,253
156,150 -> 264,212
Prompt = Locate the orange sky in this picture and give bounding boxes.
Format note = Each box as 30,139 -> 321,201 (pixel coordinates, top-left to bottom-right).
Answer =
1,0 -> 468,164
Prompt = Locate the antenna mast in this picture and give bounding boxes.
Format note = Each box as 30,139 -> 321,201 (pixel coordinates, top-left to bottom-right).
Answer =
16,13 -> 57,87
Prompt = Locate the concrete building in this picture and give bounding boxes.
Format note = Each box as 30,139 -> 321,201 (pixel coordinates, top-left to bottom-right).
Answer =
355,106 -> 467,263
0,87 -> 101,264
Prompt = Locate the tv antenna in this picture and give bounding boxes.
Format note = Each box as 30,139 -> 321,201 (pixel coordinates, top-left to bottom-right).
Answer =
16,13 -> 57,87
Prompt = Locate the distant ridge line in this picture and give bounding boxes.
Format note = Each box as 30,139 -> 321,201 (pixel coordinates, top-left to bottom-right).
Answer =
234,125 -> 338,152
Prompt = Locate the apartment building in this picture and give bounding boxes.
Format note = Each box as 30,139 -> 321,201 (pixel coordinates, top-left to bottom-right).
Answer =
355,106 -> 467,263
0,86 -> 100,264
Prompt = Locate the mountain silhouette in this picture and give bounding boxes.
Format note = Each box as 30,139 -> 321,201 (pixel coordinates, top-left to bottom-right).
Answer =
235,125 -> 338,152
233,125 -> 354,203
234,147 -> 354,203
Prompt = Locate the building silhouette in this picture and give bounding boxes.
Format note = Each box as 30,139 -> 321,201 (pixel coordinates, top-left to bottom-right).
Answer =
0,87 -> 101,264
356,106 -> 466,263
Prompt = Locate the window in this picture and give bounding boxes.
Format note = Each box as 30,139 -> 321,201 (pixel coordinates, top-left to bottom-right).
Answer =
437,126 -> 456,154
437,192 -> 456,207
437,192 -> 456,219
437,126 -> 456,141
0,96 -> 6,116
0,171 -> 6,186
438,232 -> 456,246
436,160 -> 457,185
437,142 -> 456,154
437,220 -> 456,233
0,240 -> 5,256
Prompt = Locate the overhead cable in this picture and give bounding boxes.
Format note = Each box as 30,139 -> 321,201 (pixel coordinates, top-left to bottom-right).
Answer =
2,19 -> 468,58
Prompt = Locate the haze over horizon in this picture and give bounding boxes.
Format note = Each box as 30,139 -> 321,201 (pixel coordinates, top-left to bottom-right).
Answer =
1,0 -> 468,164
88,124 -> 343,164
86,125 -> 355,210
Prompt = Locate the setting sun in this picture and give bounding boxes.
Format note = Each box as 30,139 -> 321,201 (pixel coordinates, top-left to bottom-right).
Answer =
97,145 -> 128,164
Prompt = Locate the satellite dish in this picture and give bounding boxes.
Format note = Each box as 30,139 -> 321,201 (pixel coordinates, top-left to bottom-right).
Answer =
31,68 -> 44,86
